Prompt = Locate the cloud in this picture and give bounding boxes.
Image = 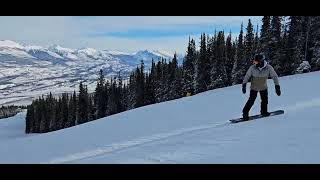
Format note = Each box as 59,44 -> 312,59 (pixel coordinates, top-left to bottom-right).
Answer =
73,16 -> 262,31
0,16 -> 80,44
72,35 -> 192,54
74,16 -> 262,37
0,16 -> 263,53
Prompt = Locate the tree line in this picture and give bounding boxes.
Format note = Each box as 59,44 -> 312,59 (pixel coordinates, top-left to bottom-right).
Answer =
26,16 -> 320,133
0,105 -> 24,119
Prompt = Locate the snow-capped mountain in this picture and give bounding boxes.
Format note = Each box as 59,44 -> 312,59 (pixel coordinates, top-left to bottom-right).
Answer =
0,40 -> 183,106
48,45 -> 78,60
0,40 -> 24,49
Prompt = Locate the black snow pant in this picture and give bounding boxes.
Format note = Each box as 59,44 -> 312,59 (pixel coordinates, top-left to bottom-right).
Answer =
242,89 -> 268,116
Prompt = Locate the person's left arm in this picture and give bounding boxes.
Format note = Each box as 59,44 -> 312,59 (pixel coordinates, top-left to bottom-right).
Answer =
269,65 -> 281,96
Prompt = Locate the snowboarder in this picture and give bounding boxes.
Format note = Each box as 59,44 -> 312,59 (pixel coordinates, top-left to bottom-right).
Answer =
242,53 -> 281,121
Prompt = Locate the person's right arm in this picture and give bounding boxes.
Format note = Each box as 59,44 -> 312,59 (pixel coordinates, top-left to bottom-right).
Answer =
243,66 -> 253,84
242,66 -> 253,94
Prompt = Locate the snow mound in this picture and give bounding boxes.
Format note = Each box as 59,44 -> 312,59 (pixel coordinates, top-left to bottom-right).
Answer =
296,61 -> 311,73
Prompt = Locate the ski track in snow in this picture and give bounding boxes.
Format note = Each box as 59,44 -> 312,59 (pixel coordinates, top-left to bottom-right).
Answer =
46,96 -> 320,164
46,122 -> 230,164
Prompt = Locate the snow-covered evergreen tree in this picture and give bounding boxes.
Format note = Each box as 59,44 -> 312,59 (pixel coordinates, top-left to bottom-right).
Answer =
279,21 -> 289,76
25,105 -> 33,133
260,16 -> 271,57
269,16 -> 282,73
195,33 -> 210,93
77,82 -> 88,124
253,24 -> 260,54
286,16 -> 304,75
95,69 -> 106,119
127,73 -> 136,109
61,93 -> 69,128
232,23 -> 245,85
225,31 -> 235,86
144,72 -> 155,105
244,19 -> 255,69
182,38 -> 196,96
167,54 -> 180,99
67,91 -> 77,127
210,31 -> 228,89
309,16 -> 320,71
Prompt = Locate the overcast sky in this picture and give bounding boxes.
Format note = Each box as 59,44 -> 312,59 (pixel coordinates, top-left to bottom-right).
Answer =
0,16 -> 262,53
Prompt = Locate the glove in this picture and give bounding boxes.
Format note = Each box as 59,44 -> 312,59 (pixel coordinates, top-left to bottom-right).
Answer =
275,85 -> 281,96
242,83 -> 246,94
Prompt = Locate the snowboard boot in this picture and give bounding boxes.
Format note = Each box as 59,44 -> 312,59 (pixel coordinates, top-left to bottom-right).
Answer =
242,113 -> 249,121
261,112 -> 271,117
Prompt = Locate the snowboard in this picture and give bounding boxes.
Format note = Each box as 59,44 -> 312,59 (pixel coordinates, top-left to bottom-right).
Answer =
229,110 -> 284,123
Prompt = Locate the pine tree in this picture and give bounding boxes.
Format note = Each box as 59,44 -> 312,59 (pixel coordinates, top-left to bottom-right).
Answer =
61,93 -> 69,128
253,24 -> 260,54
260,16 -> 271,56
162,59 -> 170,101
144,60 -> 156,106
78,82 -> 88,124
244,19 -> 255,68
232,23 -> 245,85
301,16 -> 312,62
148,59 -> 157,104
127,72 -> 136,109
53,97 -> 59,130
196,33 -> 210,93
207,32 -> 216,90
104,79 -> 110,114
168,53 -> 181,99
48,92 -> 56,131
279,22 -> 289,76
167,57 -> 174,99
154,60 -> 163,102
42,94 -> 52,132
95,69 -> 107,119
309,16 -> 320,71
117,71 -> 126,112
25,104 -> 33,133
225,31 -> 235,86
175,66 -> 183,99
56,96 -> 63,129
232,19 -> 255,85
211,31 -> 228,88
121,83 -> 129,111
144,73 -> 154,105
134,60 -> 146,108
88,93 -> 95,121
39,98 -> 46,133
285,16 -> 304,75
107,77 -> 116,115
269,16 -> 282,72
182,37 -> 196,96
31,100 -> 38,132
35,98 -> 43,133
67,91 -> 77,127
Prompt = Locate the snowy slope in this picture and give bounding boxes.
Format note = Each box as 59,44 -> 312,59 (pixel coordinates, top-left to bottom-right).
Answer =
0,40 -> 182,106
0,71 -> 320,163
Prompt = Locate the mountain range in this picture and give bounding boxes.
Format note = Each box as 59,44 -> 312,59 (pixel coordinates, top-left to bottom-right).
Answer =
0,40 -> 184,106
